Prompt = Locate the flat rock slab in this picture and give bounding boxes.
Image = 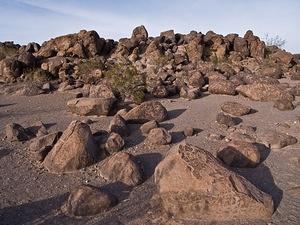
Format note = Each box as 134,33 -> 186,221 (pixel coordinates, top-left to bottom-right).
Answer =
154,143 -> 274,221
67,97 -> 116,116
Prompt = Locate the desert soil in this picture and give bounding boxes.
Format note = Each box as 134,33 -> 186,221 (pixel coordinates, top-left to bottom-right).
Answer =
0,81 -> 300,225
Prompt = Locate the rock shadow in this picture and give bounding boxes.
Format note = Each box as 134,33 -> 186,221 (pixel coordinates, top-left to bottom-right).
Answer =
254,143 -> 271,163
101,181 -> 133,202
0,103 -> 16,108
0,193 -> 69,225
134,152 -> 162,180
125,124 -> 145,148
171,131 -> 186,143
235,164 -> 283,210
159,123 -> 174,130
0,147 -> 11,159
167,108 -> 186,120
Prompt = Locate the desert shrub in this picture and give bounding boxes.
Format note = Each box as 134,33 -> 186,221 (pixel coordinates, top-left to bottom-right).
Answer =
76,58 -> 105,83
24,68 -> 52,84
263,34 -> 286,48
104,63 -> 146,103
0,44 -> 19,60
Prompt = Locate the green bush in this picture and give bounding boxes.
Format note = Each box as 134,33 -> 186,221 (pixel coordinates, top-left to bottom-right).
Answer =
24,68 -> 52,83
104,63 -> 146,103
76,59 -> 104,83
0,45 -> 18,60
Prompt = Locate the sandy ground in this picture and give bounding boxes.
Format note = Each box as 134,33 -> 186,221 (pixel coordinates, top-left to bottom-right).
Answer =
0,83 -> 300,225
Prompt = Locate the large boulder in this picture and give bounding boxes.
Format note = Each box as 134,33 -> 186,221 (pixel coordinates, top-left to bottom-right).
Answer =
208,80 -> 236,95
217,140 -> 261,168
0,58 -> 24,81
154,143 -> 274,221
124,101 -> 168,123
43,121 -> 100,173
62,185 -> 117,217
98,152 -> 142,186
258,130 -> 297,149
244,30 -> 266,59
236,84 -> 294,102
131,25 -> 148,42
38,30 -> 106,58
67,97 -> 116,116
108,114 -> 128,137
233,37 -> 250,58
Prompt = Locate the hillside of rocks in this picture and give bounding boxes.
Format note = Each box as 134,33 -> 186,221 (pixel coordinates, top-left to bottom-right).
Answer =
0,26 -> 300,225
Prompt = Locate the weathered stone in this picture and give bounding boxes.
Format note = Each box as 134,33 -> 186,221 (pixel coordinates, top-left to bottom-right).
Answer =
273,100 -> 294,111
88,84 -> 115,99
258,130 -> 297,149
217,140 -> 261,167
5,123 -> 34,142
234,37 -> 250,58
67,97 -> 116,116
260,66 -> 282,79
0,58 -> 24,81
216,112 -> 237,127
105,132 -> 125,154
62,185 -> 117,217
140,120 -> 158,135
180,87 -> 200,100
108,115 -> 128,137
188,71 -> 205,88
147,128 -> 171,145
289,84 -> 300,96
154,143 -> 274,221
17,52 -> 36,67
152,85 -> 169,98
183,127 -> 194,136
43,121 -> 100,173
221,101 -> 251,116
209,80 -> 236,95
236,84 -> 294,102
98,152 -> 142,186
38,30 -> 105,58
131,25 -> 148,42
29,132 -> 62,162
124,101 -> 168,123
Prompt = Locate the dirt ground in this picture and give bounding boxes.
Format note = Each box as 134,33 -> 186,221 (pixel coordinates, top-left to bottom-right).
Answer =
0,82 -> 300,225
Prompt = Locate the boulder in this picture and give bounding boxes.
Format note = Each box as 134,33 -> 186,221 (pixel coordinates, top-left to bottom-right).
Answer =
147,128 -> 172,145
140,120 -> 158,135
273,100 -> 294,111
124,101 -> 168,123
221,101 -> 251,116
17,52 -> 36,67
131,25 -> 148,42
244,30 -> 266,59
105,132 -> 125,154
38,30 -> 106,58
208,80 -> 236,95
217,140 -> 261,167
5,123 -> 34,142
108,115 -> 128,137
233,37 -> 250,58
98,152 -> 142,186
260,66 -> 282,79
188,71 -> 205,88
216,112 -> 237,127
88,84 -> 115,99
0,58 -> 24,81
183,127 -> 194,136
62,185 -> 117,217
271,49 -> 294,65
258,130 -> 297,149
152,85 -> 169,98
43,121 -> 100,173
154,143 -> 274,221
237,84 -> 294,102
67,97 -> 116,116
29,132 -> 62,162
180,87 -> 200,100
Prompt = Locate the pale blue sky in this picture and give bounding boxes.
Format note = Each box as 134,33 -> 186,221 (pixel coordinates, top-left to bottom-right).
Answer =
0,0 -> 299,53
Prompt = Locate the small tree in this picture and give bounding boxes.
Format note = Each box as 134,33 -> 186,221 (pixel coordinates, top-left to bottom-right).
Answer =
264,33 -> 286,48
